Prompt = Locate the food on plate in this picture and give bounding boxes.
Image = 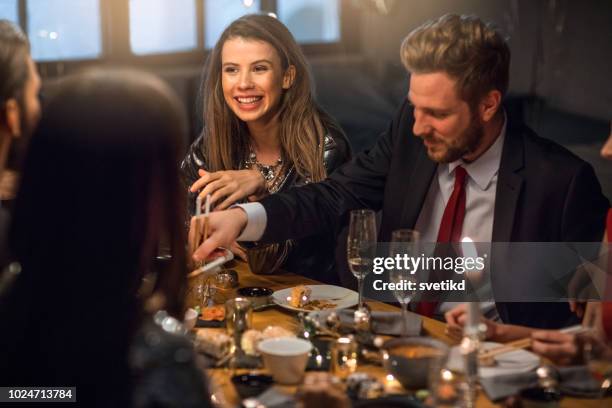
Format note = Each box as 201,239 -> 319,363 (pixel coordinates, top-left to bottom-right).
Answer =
289,285 -> 312,308
241,326 -> 295,356
301,299 -> 337,311
195,329 -> 231,359
286,286 -> 339,310
201,305 -> 225,321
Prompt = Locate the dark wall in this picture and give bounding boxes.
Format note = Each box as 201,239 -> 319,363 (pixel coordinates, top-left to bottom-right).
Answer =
356,0 -> 612,120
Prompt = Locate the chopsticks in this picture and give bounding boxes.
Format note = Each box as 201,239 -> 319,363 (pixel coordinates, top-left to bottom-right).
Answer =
188,195 -> 210,278
478,337 -> 532,361
477,324 -> 588,361
201,195 -> 210,245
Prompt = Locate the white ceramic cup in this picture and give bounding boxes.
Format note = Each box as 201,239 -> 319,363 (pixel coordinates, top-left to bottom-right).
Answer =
257,337 -> 312,384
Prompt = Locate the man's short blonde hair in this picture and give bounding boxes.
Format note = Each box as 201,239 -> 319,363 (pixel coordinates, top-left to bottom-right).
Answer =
401,14 -> 510,108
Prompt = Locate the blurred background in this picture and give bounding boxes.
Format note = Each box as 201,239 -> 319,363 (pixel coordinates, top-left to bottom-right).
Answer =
1,0 -> 610,199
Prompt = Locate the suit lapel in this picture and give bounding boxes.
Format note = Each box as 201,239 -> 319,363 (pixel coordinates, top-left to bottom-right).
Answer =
398,144 -> 437,230
492,122 -> 525,242
492,122 -> 525,324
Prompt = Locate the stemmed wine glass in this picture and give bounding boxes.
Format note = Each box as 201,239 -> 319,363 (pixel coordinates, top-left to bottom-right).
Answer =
389,229 -> 420,337
347,209 -> 377,311
581,303 -> 611,398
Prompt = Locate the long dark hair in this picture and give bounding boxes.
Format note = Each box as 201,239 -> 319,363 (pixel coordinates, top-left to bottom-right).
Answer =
0,69 -> 188,405
0,19 -> 29,108
201,14 -> 342,180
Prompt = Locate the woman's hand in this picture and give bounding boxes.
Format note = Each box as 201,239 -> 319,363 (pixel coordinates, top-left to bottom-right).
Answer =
190,169 -> 266,210
531,330 -> 581,366
445,303 -> 535,342
444,303 -> 498,340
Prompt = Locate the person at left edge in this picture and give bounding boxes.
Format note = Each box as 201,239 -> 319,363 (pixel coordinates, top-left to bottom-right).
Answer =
0,20 -> 41,270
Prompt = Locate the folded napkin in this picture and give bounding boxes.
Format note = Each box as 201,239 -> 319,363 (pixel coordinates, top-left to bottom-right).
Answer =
556,366 -> 606,398
310,309 -> 422,337
249,386 -> 294,408
480,365 -> 603,401
368,311 -> 422,336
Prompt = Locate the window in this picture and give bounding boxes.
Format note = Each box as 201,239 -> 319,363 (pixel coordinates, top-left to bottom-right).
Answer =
14,0 -> 347,65
129,0 -> 198,55
204,0 -> 261,49
27,0 -> 102,61
0,0 -> 18,24
277,0 -> 340,44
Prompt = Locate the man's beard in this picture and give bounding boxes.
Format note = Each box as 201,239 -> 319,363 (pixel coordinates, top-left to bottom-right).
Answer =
422,114 -> 483,163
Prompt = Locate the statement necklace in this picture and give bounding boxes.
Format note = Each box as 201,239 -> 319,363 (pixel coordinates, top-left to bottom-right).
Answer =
243,149 -> 285,193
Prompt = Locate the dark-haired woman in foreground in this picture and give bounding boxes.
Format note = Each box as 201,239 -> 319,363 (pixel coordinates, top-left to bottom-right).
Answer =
182,14 -> 350,281
0,70 -> 211,407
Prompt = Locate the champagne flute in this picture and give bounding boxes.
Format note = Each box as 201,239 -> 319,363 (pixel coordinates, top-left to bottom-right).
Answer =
389,229 -> 420,337
581,303 -> 611,398
347,209 -> 377,311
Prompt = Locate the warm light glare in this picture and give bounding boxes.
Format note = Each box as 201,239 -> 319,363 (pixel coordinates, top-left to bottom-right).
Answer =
461,236 -> 478,260
386,374 -> 394,382
441,369 -> 454,381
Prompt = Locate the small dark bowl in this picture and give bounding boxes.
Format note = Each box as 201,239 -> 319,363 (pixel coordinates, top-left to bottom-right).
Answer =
382,337 -> 449,390
238,287 -> 273,309
231,374 -> 274,399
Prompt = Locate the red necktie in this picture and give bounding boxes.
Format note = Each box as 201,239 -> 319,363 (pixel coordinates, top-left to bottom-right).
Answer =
416,166 -> 468,317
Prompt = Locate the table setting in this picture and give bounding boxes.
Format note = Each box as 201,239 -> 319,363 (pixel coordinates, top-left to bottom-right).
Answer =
178,257 -> 611,408
183,207 -> 610,407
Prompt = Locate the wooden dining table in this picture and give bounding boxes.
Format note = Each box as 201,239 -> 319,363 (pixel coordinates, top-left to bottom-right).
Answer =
202,261 -> 608,408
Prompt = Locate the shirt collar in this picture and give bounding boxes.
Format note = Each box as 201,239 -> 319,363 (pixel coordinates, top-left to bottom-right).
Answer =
447,113 -> 507,190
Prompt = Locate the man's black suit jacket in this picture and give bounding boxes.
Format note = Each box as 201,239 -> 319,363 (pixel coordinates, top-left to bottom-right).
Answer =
259,100 -> 610,329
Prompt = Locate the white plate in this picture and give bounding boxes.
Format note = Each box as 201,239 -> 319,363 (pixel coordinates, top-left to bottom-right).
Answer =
447,341 -> 540,378
272,285 -> 358,313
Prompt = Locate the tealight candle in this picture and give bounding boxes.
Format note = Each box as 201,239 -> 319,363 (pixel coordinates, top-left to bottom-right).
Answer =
331,336 -> 358,378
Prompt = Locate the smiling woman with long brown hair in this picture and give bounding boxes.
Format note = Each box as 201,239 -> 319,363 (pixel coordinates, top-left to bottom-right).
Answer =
182,14 -> 350,280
